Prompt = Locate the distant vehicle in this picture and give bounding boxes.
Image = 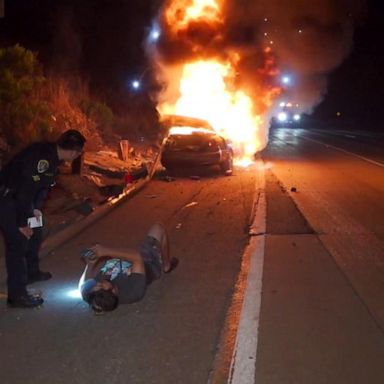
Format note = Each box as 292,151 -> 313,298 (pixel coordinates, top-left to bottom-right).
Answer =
271,102 -> 302,127
160,115 -> 233,175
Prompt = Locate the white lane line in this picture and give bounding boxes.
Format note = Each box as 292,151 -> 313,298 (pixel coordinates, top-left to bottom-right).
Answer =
302,135 -> 384,168
228,173 -> 266,384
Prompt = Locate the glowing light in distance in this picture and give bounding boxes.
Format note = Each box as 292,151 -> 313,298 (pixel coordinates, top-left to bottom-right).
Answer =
293,114 -> 301,121
277,112 -> 288,122
282,76 -> 291,85
132,80 -> 141,89
150,28 -> 161,41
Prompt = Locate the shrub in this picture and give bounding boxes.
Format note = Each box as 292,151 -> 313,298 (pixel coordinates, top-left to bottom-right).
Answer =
0,45 -> 48,147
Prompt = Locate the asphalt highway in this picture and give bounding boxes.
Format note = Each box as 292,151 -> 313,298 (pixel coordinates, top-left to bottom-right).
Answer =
0,164 -> 257,384
0,127 -> 383,384
255,128 -> 384,384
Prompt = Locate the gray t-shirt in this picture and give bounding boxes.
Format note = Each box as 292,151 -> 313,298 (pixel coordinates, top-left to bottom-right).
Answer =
80,236 -> 162,305
81,259 -> 146,304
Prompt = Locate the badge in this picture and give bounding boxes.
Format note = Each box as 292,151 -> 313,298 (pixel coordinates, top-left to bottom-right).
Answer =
37,159 -> 49,173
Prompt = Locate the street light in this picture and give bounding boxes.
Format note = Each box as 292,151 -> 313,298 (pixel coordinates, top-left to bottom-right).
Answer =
130,67 -> 152,91
149,27 -> 160,42
131,80 -> 141,90
147,22 -> 161,43
281,75 -> 291,85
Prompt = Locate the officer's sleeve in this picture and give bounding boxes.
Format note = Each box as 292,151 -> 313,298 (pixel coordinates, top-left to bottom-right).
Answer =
34,188 -> 49,210
14,155 -> 45,227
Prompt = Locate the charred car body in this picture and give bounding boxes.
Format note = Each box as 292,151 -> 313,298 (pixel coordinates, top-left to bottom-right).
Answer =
160,115 -> 233,175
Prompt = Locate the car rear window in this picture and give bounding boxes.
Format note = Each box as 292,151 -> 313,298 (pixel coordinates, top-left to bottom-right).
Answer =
165,133 -> 219,150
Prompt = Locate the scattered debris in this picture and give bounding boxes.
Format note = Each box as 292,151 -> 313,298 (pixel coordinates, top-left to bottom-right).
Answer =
130,165 -> 149,181
290,187 -> 297,192
176,223 -> 182,229
74,199 -> 94,216
99,184 -> 124,197
144,194 -> 158,199
88,164 -> 126,179
183,201 -> 198,208
124,173 -> 134,184
161,176 -> 175,182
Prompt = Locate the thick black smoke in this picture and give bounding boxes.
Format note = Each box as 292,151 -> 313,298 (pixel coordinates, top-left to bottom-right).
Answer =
1,0 -> 368,117
156,0 -> 367,114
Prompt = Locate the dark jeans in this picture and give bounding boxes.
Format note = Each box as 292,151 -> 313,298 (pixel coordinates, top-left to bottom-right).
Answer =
0,197 -> 43,298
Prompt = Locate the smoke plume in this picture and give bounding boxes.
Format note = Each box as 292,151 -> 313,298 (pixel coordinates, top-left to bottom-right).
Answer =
155,0 -> 367,115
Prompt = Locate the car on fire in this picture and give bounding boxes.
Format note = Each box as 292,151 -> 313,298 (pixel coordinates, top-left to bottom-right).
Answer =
159,115 -> 233,175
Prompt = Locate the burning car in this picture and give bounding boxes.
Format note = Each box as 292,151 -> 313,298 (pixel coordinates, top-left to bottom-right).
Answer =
160,115 -> 233,175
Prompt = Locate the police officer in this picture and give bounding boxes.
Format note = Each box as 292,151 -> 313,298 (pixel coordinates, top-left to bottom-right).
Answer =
0,129 -> 86,308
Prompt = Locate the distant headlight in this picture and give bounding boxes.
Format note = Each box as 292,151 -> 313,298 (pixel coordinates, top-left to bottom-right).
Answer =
277,112 -> 288,122
293,114 -> 301,121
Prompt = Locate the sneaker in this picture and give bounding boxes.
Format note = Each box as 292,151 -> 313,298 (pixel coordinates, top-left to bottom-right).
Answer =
7,293 -> 44,308
27,271 -> 52,284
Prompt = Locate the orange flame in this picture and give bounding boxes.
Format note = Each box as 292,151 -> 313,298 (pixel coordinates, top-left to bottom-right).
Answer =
158,0 -> 281,164
165,0 -> 223,30
160,60 -> 263,159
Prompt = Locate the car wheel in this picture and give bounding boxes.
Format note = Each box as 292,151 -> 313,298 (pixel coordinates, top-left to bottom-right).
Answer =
220,152 -> 233,175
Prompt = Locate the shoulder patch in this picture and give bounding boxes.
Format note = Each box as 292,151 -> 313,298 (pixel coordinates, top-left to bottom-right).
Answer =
32,175 -> 40,182
37,159 -> 49,173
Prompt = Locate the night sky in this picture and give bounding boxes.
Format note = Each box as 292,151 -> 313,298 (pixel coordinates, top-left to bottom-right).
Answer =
0,0 -> 160,96
0,0 -> 383,131
314,0 -> 384,129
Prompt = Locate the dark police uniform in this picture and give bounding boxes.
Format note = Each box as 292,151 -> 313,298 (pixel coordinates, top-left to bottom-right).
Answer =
0,142 -> 59,299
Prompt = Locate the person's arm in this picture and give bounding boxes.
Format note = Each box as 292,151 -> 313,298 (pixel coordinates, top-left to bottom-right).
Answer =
86,244 -> 145,274
78,257 -> 102,302
15,176 -> 38,228
82,257 -> 103,280
34,188 -> 49,211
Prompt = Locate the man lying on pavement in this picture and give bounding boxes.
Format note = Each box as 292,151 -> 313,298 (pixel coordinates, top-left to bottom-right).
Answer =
79,223 -> 179,313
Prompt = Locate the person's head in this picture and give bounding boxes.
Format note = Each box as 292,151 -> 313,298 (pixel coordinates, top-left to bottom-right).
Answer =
57,129 -> 86,162
88,280 -> 119,313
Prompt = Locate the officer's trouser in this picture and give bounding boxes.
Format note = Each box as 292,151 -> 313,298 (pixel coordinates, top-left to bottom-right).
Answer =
0,196 -> 43,298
